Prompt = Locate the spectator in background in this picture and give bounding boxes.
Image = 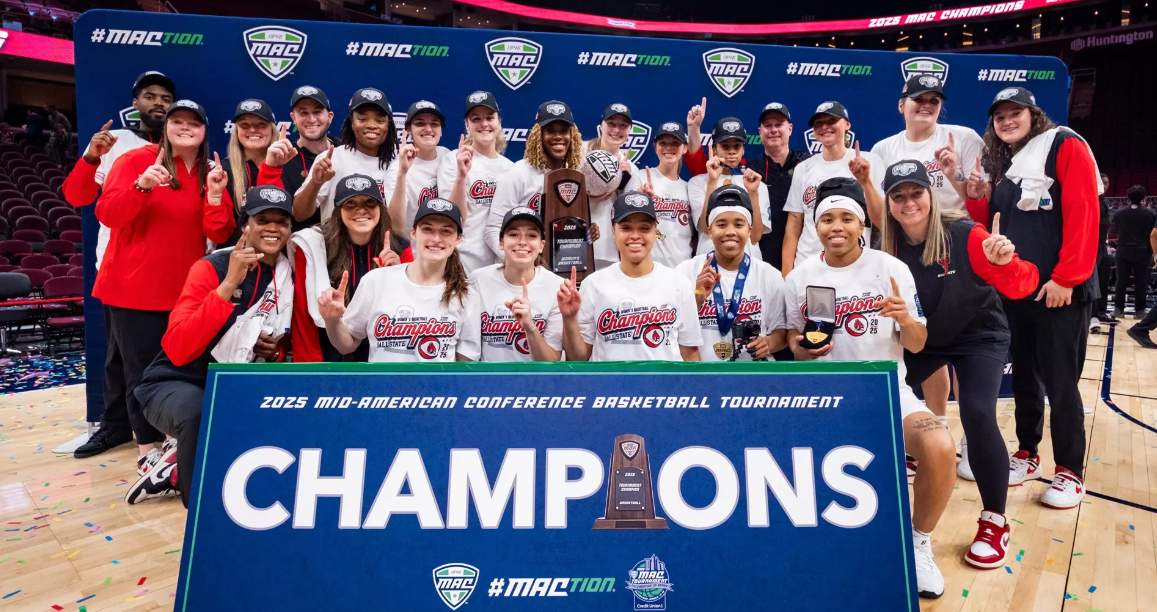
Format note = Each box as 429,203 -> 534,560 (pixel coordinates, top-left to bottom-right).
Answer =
1091,173 -> 1114,332
0,123 -> 13,145
45,104 -> 71,133
23,108 -> 46,146
1126,210 -> 1157,348
46,124 -> 71,166
1111,185 -> 1155,319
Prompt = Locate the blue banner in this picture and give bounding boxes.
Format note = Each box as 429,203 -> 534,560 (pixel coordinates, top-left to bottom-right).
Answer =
74,10 -> 1061,415
176,361 -> 917,610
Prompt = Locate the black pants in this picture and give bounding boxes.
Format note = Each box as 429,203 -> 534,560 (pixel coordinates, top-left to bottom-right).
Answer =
100,305 -> 128,430
906,350 -> 1008,514
1095,247 -> 1111,313
1136,304 -> 1157,333
105,306 -> 168,445
1004,299 -> 1090,477
137,380 -> 202,509
1114,253 -> 1152,313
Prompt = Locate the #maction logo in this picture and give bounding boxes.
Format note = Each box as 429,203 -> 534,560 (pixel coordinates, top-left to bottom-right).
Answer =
1071,29 -> 1154,51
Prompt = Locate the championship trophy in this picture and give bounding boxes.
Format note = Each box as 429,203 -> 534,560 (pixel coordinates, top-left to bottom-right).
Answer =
594,434 -> 669,530
543,167 -> 594,281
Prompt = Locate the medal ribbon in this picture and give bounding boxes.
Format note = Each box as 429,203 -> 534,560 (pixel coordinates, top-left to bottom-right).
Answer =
710,252 -> 751,337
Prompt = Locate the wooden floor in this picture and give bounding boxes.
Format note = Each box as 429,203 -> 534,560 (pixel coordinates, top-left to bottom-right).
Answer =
0,325 -> 1155,611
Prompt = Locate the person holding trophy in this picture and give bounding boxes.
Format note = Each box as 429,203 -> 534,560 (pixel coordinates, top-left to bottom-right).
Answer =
676,184 -> 787,362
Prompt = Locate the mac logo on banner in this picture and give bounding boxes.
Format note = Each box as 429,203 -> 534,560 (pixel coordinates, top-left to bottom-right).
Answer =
703,47 -> 755,98
900,56 -> 949,85
244,26 -> 308,81
803,128 -> 856,155
597,120 -> 652,164
485,37 -> 542,90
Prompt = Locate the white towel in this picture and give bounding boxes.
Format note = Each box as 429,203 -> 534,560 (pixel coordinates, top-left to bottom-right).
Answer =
211,251 -> 294,364
1005,127 -> 1104,212
288,227 -> 330,328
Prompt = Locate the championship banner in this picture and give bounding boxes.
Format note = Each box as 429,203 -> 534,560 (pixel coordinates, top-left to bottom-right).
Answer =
176,361 -> 918,610
74,10 -> 1057,414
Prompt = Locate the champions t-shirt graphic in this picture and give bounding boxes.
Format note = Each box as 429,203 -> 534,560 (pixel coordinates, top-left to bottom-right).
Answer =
469,264 -> 564,362
675,255 -> 788,362
624,172 -> 694,268
384,146 -> 450,234
578,263 -> 701,361
342,264 -> 482,362
440,153 -> 515,273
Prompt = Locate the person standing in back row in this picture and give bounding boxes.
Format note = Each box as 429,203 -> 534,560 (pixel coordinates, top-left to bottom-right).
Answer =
753,102 -> 809,269
1110,185 -> 1154,319
278,86 -> 336,230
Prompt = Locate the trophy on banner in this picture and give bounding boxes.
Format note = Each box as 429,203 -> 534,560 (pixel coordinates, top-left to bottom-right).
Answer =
594,434 -> 669,530
543,166 -> 594,281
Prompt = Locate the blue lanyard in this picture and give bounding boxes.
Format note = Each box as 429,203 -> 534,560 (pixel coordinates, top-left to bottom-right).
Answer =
710,252 -> 751,337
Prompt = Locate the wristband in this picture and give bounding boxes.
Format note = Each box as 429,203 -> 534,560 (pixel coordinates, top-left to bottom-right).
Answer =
134,178 -> 153,193
694,288 -> 704,296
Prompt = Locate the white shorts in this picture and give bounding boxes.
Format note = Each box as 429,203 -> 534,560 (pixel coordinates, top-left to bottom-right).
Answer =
899,385 -> 934,421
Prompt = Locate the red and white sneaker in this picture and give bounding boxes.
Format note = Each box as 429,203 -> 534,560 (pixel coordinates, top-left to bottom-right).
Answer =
906,455 -> 918,481
127,450 -> 179,504
136,448 -> 162,477
1008,450 -> 1040,486
1041,466 -> 1085,509
965,510 -> 1010,569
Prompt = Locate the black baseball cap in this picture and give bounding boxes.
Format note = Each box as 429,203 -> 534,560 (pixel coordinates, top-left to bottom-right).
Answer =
166,99 -> 207,123
758,102 -> 792,124
883,160 -> 932,196
987,87 -> 1037,115
808,101 -> 850,127
535,100 -> 575,127
706,183 -> 753,213
814,177 -> 866,221
711,117 -> 746,144
464,91 -> 500,117
656,121 -> 687,144
902,75 -> 947,100
334,174 -> 383,208
612,191 -> 658,223
290,85 -> 330,110
501,206 -> 544,234
414,198 -> 462,232
233,99 -> 276,124
601,103 -> 632,122
406,100 -> 445,126
132,71 -> 176,98
242,185 -> 293,217
349,88 -> 390,114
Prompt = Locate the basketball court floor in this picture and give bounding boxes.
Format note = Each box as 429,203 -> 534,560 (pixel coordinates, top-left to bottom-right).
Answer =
0,324 -> 1154,611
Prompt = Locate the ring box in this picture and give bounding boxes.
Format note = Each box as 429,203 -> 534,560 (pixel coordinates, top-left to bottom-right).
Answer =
800,285 -> 836,350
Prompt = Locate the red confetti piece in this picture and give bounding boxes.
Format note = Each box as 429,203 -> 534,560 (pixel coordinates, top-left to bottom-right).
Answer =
52,606 -> 63,611
138,577 -> 147,586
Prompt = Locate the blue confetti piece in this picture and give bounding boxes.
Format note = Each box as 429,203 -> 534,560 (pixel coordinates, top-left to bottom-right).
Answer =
39,495 -> 47,501
1052,538 -> 1064,543
1005,566 -> 1013,574
111,559 -> 119,564
1130,525 -> 1135,530
76,593 -> 95,602
1065,593 -> 1072,600
2,590 -> 20,599
84,522 -> 93,528
1016,556 -> 1023,562
104,535 -> 112,542
1088,586 -> 1097,593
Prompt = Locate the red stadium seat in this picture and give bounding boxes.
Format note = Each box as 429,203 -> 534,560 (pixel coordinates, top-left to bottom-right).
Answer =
10,167 -> 35,183
48,207 -> 77,226
55,215 -> 81,234
43,275 -> 84,354
39,199 -> 70,216
28,153 -> 51,165
0,240 -> 31,262
0,265 -> 17,273
43,240 -> 75,261
68,254 -> 82,267
6,206 -> 38,225
47,176 -> 65,192
15,216 -> 49,234
44,264 -> 73,278
19,254 -> 59,270
15,175 -> 40,191
34,161 -> 57,174
23,183 -> 51,199
59,230 -> 83,243
17,267 -> 51,292
66,267 -> 82,278
41,168 -> 65,183
0,189 -> 22,204
29,191 -> 57,208
1,199 -> 31,218
12,229 -> 45,244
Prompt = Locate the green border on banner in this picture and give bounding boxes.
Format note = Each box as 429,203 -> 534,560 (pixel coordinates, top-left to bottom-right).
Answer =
181,361 -> 911,612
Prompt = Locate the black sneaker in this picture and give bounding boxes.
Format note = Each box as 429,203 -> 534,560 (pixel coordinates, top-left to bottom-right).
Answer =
73,427 -> 133,459
126,452 -> 179,504
1097,311 -> 1117,322
1127,325 -> 1157,349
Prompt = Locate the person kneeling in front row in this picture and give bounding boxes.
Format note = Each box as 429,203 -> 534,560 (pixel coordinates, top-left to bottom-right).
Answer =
129,186 -> 294,507
783,187 -> 956,599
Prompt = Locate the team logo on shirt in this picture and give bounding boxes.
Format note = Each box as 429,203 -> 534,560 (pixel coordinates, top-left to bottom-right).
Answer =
697,297 -> 762,327
480,309 -> 547,355
469,176 -> 498,206
597,299 -> 677,348
419,179 -> 440,206
243,26 -> 308,81
373,310 -> 458,359
703,48 -> 755,98
652,196 -> 691,226
485,37 -> 542,90
900,56 -> 949,85
802,128 -> 856,155
803,292 -> 884,337
527,193 -> 542,212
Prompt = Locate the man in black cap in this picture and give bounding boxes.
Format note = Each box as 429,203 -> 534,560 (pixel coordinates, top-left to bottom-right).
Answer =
130,185 -> 295,507
66,71 -> 178,459
755,102 -> 810,270
280,85 -> 336,228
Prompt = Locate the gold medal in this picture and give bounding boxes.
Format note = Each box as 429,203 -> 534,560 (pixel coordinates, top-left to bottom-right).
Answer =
723,177 -> 733,185
805,330 -> 828,344
713,340 -> 733,360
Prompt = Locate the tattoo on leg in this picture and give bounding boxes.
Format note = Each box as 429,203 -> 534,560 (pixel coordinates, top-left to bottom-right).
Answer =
911,417 -> 947,432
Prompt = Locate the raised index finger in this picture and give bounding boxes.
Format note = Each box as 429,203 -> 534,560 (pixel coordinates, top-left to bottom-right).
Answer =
155,147 -> 165,165
700,96 -> 707,111
948,132 -> 956,150
279,122 -> 288,139
890,276 -> 901,297
702,253 -> 714,270
337,270 -> 349,294
570,266 -> 577,286
645,166 -> 652,183
459,133 -> 466,149
101,119 -> 114,132
213,151 -> 221,168
975,156 -> 982,172
237,225 -> 250,249
854,140 -> 861,157
522,278 -> 529,299
991,212 -> 1001,236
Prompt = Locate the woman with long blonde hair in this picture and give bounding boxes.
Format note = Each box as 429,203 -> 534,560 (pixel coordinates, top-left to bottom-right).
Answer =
215,98 -> 295,246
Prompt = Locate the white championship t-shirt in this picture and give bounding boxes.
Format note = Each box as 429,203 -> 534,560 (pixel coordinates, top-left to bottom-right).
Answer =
384,146 -> 450,234
469,264 -> 565,362
577,262 -> 702,361
297,145 -> 393,224
486,160 -> 548,260
675,254 -> 787,362
342,263 -> 482,362
783,248 -> 929,419
870,124 -> 985,211
687,173 -> 771,261
783,148 -> 886,267
624,171 -> 694,268
438,151 -> 514,273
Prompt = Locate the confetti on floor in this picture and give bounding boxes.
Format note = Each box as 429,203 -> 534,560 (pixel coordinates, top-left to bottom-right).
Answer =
0,353 -> 84,393
138,577 -> 147,586
1006,566 -> 1013,574
76,593 -> 95,603
1089,586 -> 1097,593
2,590 -> 20,599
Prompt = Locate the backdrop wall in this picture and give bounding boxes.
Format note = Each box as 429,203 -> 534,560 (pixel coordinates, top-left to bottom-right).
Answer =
73,10 -> 1069,416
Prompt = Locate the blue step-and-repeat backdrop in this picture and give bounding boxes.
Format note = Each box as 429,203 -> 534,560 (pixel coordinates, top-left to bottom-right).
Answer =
178,361 -> 917,610
73,9 -> 1066,414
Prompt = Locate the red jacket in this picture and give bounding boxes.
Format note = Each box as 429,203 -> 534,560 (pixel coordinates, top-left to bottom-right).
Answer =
61,157 -> 101,207
93,144 -> 237,311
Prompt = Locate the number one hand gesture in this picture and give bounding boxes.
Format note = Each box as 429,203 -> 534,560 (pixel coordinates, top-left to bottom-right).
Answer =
207,151 -> 228,200
318,270 -> 349,320
84,119 -> 117,163
557,266 -> 581,317
877,277 -> 912,325
981,212 -> 1016,266
506,277 -> 534,331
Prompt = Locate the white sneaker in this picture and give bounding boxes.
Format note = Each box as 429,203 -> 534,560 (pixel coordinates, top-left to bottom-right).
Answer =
1089,316 -> 1101,333
913,530 -> 944,599
906,455 -> 917,481
957,436 -> 975,481
136,448 -> 163,477
1083,405 -> 1094,415
1008,450 -> 1040,486
1040,467 -> 1085,509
